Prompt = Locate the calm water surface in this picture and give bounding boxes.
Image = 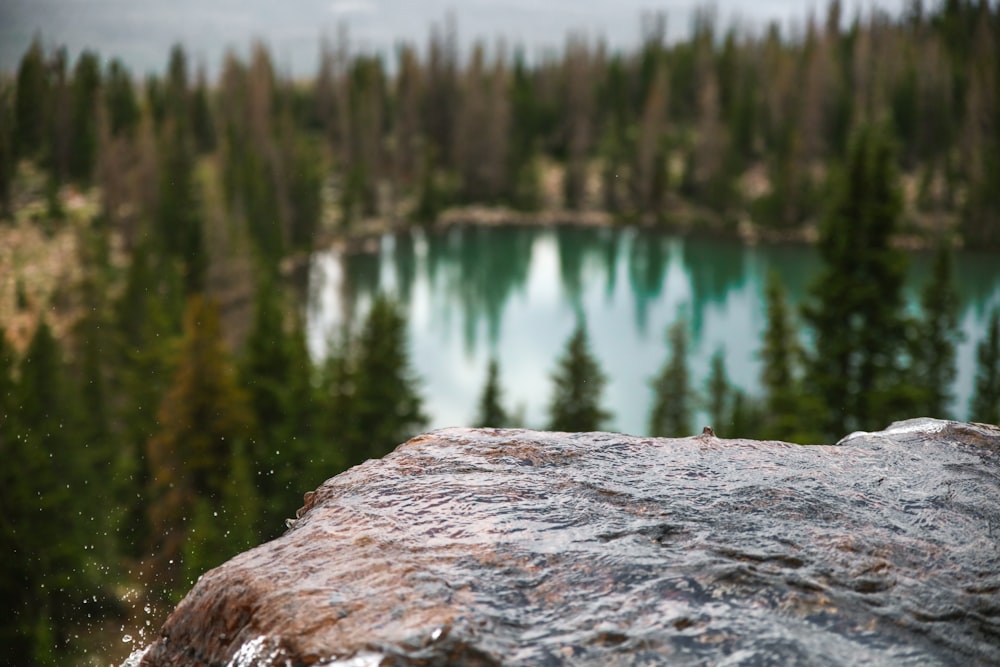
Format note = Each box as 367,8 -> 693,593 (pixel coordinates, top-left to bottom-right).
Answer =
307,225 -> 1000,438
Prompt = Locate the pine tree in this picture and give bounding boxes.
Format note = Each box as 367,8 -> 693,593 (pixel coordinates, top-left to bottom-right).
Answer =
68,49 -> 101,183
14,36 -> 49,159
155,117 -> 207,293
240,276 -> 324,537
475,358 -> 509,427
911,242 -> 962,417
758,271 -> 822,442
803,124 -> 912,437
0,82 -> 14,217
146,295 -> 255,594
0,327 -> 29,660
104,58 -> 139,137
971,308 -> 1000,425
318,322 -> 359,463
350,293 -> 428,461
113,244 -> 184,559
548,322 -> 612,432
649,320 -> 693,437
705,348 -> 730,434
7,321 -> 104,663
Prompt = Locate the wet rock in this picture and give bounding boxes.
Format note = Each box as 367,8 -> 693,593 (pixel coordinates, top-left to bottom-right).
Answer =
136,419 -> 1000,666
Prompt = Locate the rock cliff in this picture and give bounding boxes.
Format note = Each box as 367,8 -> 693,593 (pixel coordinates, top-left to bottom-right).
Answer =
135,419 -> 1000,666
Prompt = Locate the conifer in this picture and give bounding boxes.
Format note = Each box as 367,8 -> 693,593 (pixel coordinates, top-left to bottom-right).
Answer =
912,242 -> 962,417
548,322 -> 612,432
14,36 -> 48,159
475,358 -> 509,427
146,295 -> 255,592
971,309 -> 1000,425
350,294 -> 428,460
803,124 -> 912,437
705,348 -> 730,433
68,50 -> 101,183
649,320 -> 693,437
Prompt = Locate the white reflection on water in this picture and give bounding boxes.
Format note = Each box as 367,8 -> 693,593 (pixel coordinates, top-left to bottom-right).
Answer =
307,226 -> 1000,437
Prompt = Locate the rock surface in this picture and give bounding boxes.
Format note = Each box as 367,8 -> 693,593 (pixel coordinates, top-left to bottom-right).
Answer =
135,419 -> 1000,666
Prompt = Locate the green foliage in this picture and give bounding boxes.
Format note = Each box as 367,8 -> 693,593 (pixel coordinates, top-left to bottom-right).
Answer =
314,296 -> 428,466
758,272 -> 825,442
804,124 -> 913,437
180,439 -> 259,592
548,322 -> 612,432
287,132 -> 323,251
475,358 -> 510,427
971,308 -> 1000,425
155,119 -> 207,292
0,82 -> 14,217
240,276 -> 329,537
104,59 -> 139,137
68,50 -> 101,183
3,321 -> 109,663
349,293 -> 428,460
910,243 -> 962,417
649,320 -> 693,437
14,36 -> 49,160
705,348 -> 730,431
146,294 -> 255,594
413,146 -> 445,225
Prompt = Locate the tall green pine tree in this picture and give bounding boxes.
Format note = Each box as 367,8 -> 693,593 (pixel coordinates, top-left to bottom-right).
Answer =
68,50 -> 101,183
803,124 -> 912,437
349,294 -> 428,461
705,348 -> 731,434
146,295 -> 256,595
971,308 -> 1000,425
475,358 -> 510,427
649,320 -> 694,437
547,322 -> 612,432
912,242 -> 962,417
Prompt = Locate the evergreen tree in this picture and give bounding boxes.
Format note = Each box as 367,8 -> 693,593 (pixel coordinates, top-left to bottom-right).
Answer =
0,83 -> 14,217
14,36 -> 49,159
705,348 -> 730,433
758,271 -> 824,442
68,49 -> 101,183
113,244 -> 184,559
349,294 -> 428,461
240,276 -> 324,537
911,242 -> 962,417
6,321 -> 105,663
475,358 -> 509,427
146,295 -> 255,595
0,327 -> 29,660
649,320 -> 693,437
803,124 -> 912,437
155,117 -> 207,293
318,322 -> 359,462
180,438 -> 259,592
104,58 -> 139,137
548,322 -> 612,432
971,308 -> 1000,425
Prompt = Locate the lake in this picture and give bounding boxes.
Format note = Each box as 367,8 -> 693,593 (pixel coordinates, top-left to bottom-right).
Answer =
306,225 -> 1000,438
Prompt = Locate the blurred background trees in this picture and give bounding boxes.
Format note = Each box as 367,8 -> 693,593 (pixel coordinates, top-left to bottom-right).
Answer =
1,1 -> 1000,663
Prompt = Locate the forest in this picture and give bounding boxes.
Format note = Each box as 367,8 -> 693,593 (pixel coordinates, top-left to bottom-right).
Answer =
1,0 -> 999,664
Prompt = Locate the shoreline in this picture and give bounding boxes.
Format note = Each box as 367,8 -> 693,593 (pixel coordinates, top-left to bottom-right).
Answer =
314,203 -> 957,258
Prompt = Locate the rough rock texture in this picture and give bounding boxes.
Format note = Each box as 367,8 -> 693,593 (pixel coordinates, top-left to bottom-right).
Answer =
136,419 -> 1000,666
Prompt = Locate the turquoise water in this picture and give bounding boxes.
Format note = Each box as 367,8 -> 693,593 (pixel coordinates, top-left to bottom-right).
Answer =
307,225 -> 1000,438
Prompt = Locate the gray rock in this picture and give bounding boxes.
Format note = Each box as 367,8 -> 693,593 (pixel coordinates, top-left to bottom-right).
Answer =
136,419 -> 1000,666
